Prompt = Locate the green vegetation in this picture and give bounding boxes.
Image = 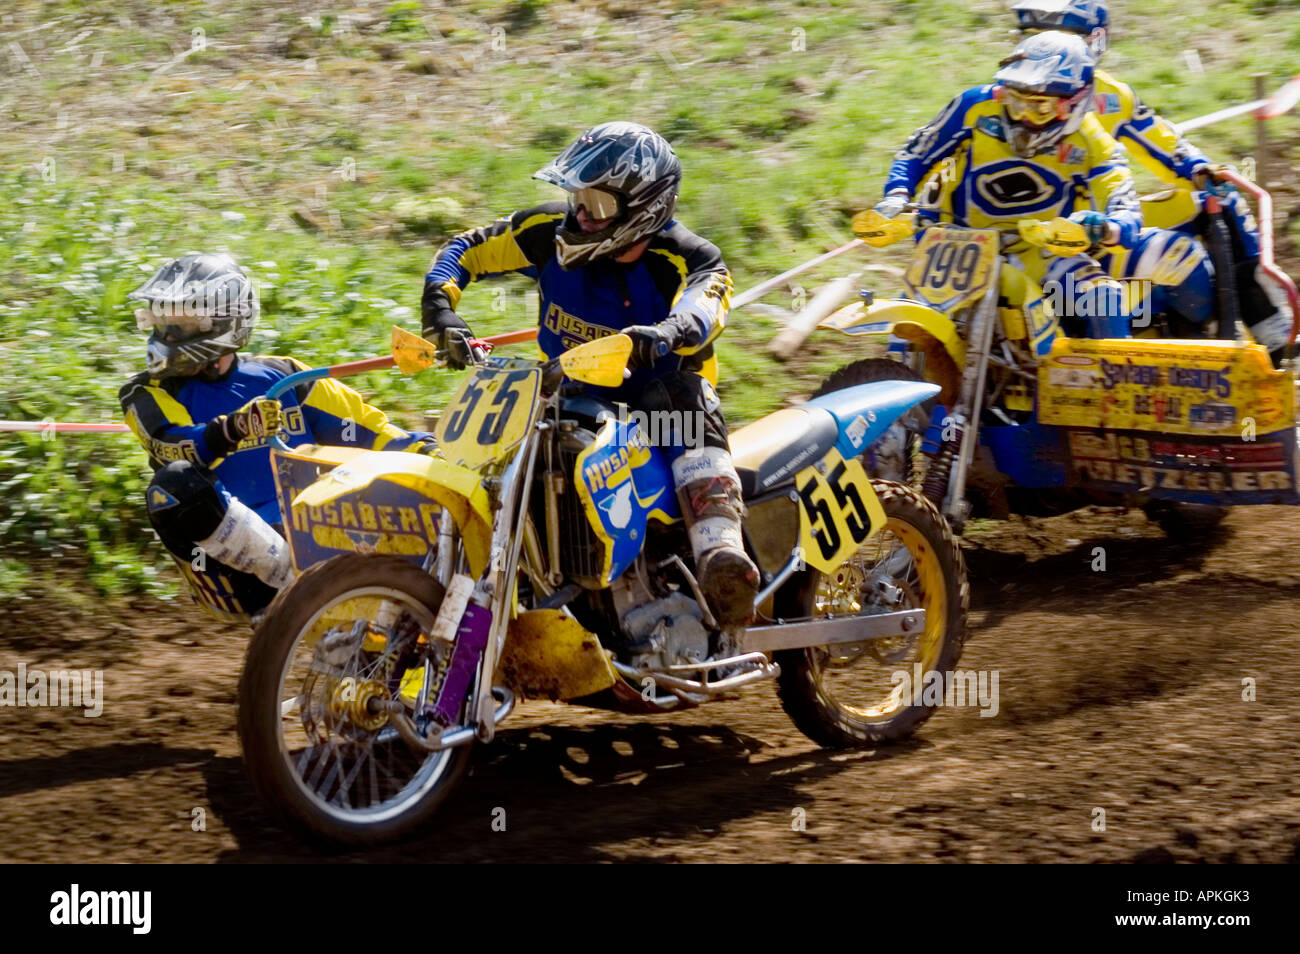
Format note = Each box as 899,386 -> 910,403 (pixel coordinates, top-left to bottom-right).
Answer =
1,0 -> 1298,595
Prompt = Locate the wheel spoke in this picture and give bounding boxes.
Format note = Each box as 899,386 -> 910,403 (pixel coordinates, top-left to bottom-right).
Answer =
266,577 -> 464,831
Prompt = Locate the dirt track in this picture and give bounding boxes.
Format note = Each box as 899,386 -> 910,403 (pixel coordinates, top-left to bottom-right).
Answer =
2,505 -> 1299,863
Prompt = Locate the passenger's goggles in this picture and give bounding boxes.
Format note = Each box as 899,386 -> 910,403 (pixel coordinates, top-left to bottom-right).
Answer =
568,186 -> 621,221
135,307 -> 215,342
996,86 -> 1082,125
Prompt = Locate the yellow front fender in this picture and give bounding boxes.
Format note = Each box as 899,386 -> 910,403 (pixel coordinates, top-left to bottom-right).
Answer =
819,298 -> 964,405
293,450 -> 495,576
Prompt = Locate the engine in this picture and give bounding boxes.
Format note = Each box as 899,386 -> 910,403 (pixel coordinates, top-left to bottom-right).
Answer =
608,566 -> 711,672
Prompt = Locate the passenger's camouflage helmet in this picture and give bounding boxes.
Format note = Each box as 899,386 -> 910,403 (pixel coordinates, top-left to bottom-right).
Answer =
129,253 -> 258,378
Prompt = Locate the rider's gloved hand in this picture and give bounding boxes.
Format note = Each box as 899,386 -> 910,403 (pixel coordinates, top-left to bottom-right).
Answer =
623,324 -> 678,370
873,190 -> 910,220
1067,210 -> 1113,247
1191,162 -> 1236,198
439,327 -> 476,371
228,397 -> 282,441
422,300 -> 475,371
407,438 -> 439,457
208,397 -> 282,456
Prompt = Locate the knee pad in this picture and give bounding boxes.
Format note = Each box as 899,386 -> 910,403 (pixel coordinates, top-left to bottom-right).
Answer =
147,461 -> 227,552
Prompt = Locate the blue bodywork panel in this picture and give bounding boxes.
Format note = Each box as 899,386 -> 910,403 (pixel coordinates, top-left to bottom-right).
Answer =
805,379 -> 941,463
576,416 -> 680,585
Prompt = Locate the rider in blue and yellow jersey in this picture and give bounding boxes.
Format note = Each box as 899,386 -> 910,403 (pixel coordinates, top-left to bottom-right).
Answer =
421,122 -> 759,634
120,253 -> 433,614
1012,1 -> 1291,360
878,31 -> 1215,339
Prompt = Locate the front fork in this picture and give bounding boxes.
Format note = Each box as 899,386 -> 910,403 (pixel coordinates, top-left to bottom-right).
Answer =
932,257 -> 1001,533
463,420 -> 545,742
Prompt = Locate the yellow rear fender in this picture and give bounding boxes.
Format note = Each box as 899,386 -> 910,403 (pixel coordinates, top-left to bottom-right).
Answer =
292,450 -> 495,575
819,298 -> 964,405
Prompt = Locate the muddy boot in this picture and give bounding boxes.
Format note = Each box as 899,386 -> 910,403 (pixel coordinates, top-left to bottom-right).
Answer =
673,448 -> 760,630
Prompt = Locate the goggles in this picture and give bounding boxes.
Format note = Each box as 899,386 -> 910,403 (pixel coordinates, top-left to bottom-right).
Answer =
568,186 -> 621,221
135,307 -> 215,342
996,86 -> 1078,126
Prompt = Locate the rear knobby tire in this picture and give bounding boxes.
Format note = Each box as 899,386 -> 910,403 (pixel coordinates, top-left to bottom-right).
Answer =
237,554 -> 472,847
1143,501 -> 1228,544
777,480 -> 969,747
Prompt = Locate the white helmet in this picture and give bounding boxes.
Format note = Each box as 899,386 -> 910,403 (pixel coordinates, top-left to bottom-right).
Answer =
995,31 -> 1098,158
1012,1 -> 1110,60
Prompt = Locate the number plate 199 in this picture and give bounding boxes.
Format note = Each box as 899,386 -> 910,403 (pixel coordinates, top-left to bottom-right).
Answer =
904,227 -> 998,312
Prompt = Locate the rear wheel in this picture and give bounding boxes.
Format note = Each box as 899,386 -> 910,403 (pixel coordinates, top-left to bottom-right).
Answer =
237,555 -> 472,847
776,480 -> 969,747
1143,500 -> 1228,544
812,358 -> 933,485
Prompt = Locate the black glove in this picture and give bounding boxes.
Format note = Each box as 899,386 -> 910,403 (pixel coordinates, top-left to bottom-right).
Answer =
421,290 -> 474,370
623,324 -> 678,371
440,327 -> 475,371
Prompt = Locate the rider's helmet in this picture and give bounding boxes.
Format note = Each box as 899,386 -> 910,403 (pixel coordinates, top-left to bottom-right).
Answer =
533,121 -> 682,269
994,31 -> 1097,159
1012,1 -> 1109,60
129,253 -> 258,378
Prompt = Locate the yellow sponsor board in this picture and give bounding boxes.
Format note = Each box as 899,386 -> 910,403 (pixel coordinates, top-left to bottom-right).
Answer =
1037,338 -> 1294,437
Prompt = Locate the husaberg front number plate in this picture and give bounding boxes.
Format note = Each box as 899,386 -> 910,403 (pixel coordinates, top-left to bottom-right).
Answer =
435,364 -> 542,470
904,227 -> 998,313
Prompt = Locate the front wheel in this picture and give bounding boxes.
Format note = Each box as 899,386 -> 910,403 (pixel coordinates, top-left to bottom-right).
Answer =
776,480 -> 969,747
237,555 -> 473,847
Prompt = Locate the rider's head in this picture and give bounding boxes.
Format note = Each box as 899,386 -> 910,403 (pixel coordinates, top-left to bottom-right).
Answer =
533,122 -> 682,269
129,253 -> 258,380
1012,1 -> 1109,61
994,31 -> 1097,159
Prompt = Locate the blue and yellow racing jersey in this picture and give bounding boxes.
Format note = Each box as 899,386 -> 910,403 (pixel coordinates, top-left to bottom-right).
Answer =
884,84 -> 1143,247
119,355 -> 428,523
1090,70 -> 1209,186
422,201 -> 732,397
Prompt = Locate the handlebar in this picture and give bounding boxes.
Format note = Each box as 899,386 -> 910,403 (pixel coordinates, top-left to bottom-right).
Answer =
264,326 -> 540,451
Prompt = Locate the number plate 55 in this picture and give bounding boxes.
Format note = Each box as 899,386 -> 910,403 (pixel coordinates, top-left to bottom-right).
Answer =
435,364 -> 541,469
904,227 -> 998,312
794,449 -> 887,573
